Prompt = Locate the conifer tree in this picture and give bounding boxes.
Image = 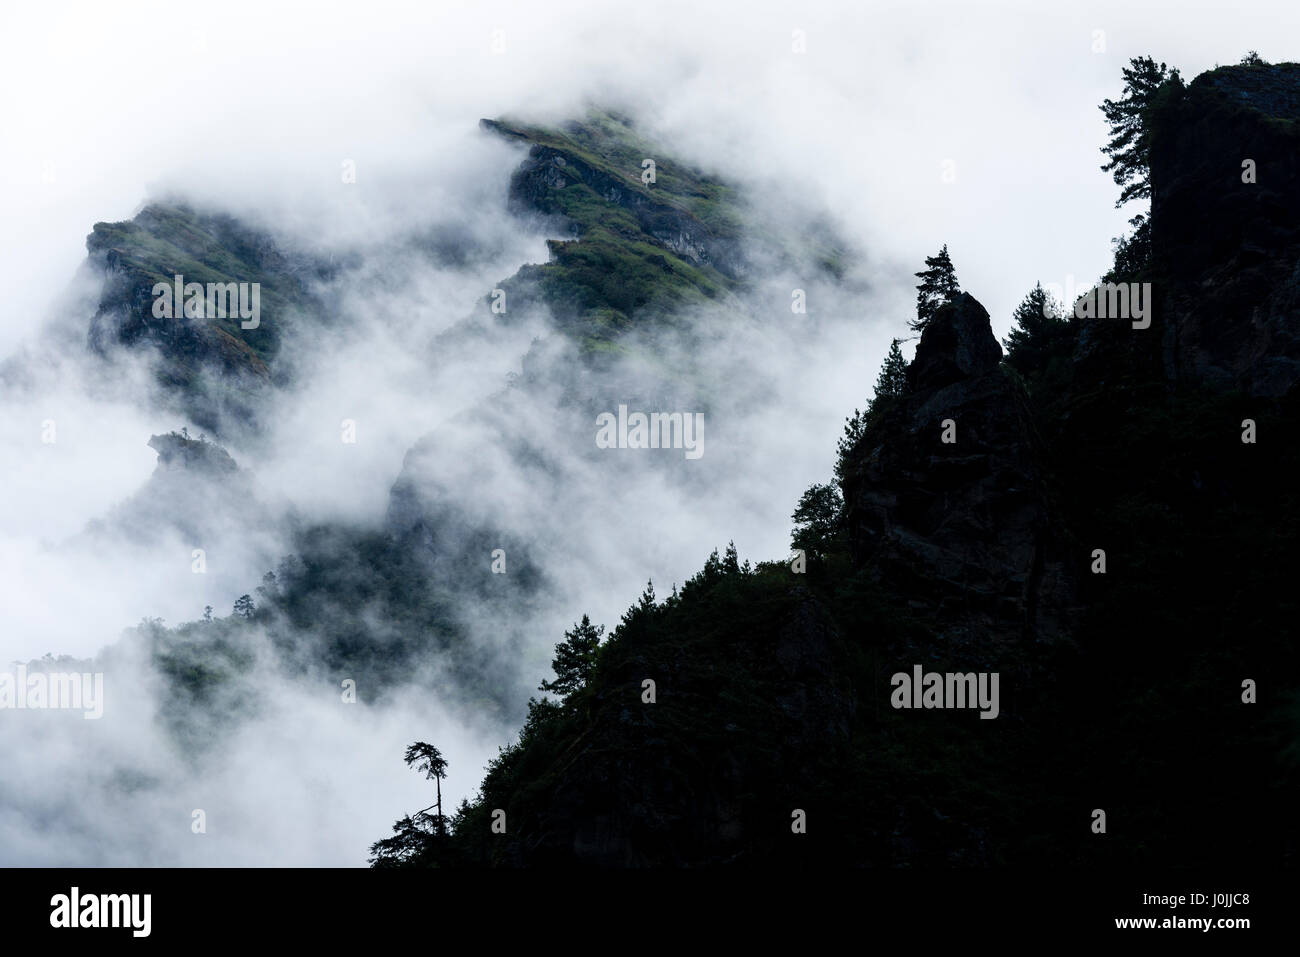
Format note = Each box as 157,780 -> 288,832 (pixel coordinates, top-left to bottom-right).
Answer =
1003,282 -> 1067,374
723,541 -> 740,574
874,339 -> 908,399
791,483 -> 843,561
232,594 -> 255,619
1099,55 -> 1180,208
834,408 -> 867,485
404,742 -> 448,835
911,245 -> 960,331
368,814 -> 437,867
1105,214 -> 1153,282
834,339 -> 909,482
538,615 -> 605,698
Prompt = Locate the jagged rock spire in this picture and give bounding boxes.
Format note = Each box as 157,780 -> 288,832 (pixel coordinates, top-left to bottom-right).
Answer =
907,292 -> 1003,392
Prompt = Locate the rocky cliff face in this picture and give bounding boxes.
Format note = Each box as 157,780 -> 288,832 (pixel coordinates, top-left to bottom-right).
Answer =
1151,62 -> 1300,396
84,204 -> 327,435
478,113 -> 747,350
841,293 -> 1078,652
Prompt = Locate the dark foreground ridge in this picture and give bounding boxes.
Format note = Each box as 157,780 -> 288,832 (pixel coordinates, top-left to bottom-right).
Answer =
370,60 -> 1300,868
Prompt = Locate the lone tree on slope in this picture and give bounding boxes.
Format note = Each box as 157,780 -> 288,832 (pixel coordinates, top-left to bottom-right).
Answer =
404,742 -> 449,836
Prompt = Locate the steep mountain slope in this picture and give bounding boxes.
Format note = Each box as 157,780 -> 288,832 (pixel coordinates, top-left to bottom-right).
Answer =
70,109 -> 854,738
1149,61 -> 1300,395
373,63 -> 1300,869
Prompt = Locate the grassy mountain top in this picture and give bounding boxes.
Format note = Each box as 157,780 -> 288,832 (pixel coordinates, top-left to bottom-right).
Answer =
482,110 -> 744,239
87,203 -> 317,368
482,108 -> 854,361
482,110 -> 748,359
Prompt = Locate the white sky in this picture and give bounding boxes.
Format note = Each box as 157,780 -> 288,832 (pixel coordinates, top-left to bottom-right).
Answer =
3,0 -> 1297,353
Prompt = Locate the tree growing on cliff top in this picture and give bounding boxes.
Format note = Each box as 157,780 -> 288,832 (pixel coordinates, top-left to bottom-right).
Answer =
369,742 -> 451,866
1100,55 -> 1181,208
911,244 -> 960,331
404,741 -> 449,835
538,615 -> 605,698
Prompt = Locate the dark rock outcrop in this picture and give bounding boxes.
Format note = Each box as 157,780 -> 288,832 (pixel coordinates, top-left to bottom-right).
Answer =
907,292 -> 1003,390
842,294 -> 1077,650
147,431 -> 239,474
1150,62 -> 1300,396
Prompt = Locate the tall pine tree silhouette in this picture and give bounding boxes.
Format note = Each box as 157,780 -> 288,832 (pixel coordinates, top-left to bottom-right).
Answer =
404,742 -> 448,835
911,245 -> 960,331
1003,282 -> 1067,375
1099,55 -> 1180,208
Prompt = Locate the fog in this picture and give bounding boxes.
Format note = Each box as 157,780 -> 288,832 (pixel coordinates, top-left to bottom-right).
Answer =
1,0 -> 1295,865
